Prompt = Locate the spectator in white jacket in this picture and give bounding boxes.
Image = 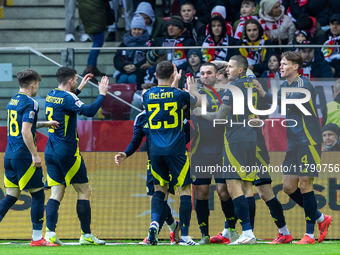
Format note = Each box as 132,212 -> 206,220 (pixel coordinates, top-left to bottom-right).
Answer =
259,0 -> 295,54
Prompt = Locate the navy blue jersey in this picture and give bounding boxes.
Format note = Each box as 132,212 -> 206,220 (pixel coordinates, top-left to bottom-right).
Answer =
45,89 -> 89,156
191,88 -> 225,155
5,92 -> 39,159
222,76 -> 257,143
125,110 -> 150,158
143,85 -> 190,156
264,75 -> 322,146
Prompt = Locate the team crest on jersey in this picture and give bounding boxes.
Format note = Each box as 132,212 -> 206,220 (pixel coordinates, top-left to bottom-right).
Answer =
29,111 -> 35,119
75,101 -> 84,107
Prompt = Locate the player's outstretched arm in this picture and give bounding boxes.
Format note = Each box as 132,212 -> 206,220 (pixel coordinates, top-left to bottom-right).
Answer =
211,60 -> 228,70
36,120 -> 60,129
193,104 -> 232,121
78,73 -> 94,91
22,122 -> 41,167
115,152 -> 127,166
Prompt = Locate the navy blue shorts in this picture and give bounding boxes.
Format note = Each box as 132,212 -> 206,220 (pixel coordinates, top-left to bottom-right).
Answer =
282,144 -> 321,177
146,161 -> 154,196
4,158 -> 44,190
222,142 -> 257,181
45,154 -> 88,187
150,152 -> 191,195
191,153 -> 225,184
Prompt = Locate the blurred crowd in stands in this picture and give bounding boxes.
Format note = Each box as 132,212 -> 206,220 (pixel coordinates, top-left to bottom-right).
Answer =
65,0 -> 340,120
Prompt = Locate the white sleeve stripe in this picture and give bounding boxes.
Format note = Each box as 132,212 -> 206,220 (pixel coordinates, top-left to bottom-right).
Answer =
134,110 -> 146,126
31,98 -> 39,111
66,91 -> 80,101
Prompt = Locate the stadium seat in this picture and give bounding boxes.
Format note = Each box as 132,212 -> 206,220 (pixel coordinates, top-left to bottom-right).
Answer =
101,83 -> 137,120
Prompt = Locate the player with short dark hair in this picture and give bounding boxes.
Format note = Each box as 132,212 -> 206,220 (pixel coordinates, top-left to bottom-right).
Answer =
255,51 -> 332,244
1,69 -> 59,247
115,83 -> 182,245
193,55 -> 257,245
44,67 -> 108,245
191,62 -> 238,245
143,61 -> 199,245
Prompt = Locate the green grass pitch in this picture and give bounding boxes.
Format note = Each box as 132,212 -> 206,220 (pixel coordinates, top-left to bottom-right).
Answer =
1,240 -> 340,255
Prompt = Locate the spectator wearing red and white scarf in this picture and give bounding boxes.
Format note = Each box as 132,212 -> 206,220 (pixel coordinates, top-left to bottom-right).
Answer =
239,19 -> 275,76
323,13 -> 340,77
259,0 -> 295,53
205,5 -> 234,37
233,0 -> 261,40
260,53 -> 281,91
202,15 -> 241,62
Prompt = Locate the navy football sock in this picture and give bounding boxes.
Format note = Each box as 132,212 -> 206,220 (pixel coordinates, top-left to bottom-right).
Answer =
221,198 -> 236,229
265,197 -> 286,229
233,195 -> 251,231
302,191 -> 317,234
30,189 -> 45,230
45,198 -> 60,232
165,202 -> 175,226
158,201 -> 169,232
289,188 -> 322,220
77,200 -> 91,234
195,199 -> 209,236
180,195 -> 192,236
151,191 -> 165,224
0,195 -> 17,222
247,196 -> 256,230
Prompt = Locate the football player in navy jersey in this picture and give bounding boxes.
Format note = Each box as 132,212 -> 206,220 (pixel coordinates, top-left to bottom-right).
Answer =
115,82 -> 193,245
193,55 -> 257,245
2,69 -> 59,247
190,63 -> 238,245
43,67 -> 108,245
142,61 -> 200,245
255,51 -> 332,244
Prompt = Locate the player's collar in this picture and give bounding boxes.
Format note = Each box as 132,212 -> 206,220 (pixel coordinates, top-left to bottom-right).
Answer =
157,85 -> 170,87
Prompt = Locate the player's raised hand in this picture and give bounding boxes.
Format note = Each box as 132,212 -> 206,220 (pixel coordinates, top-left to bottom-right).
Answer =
115,152 -> 127,166
32,154 -> 42,167
78,73 -> 94,91
187,76 -> 198,93
98,76 -> 109,96
45,120 -> 60,129
171,63 -> 182,88
253,79 -> 266,97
